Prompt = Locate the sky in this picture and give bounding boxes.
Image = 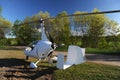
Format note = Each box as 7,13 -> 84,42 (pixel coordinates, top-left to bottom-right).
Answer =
0,0 -> 120,23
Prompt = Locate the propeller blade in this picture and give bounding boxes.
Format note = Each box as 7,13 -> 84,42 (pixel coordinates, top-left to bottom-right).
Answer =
45,30 -> 56,49
45,30 -> 54,43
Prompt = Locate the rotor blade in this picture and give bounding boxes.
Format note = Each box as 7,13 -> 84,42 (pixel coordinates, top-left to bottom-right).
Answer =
44,10 -> 120,21
13,20 -> 40,27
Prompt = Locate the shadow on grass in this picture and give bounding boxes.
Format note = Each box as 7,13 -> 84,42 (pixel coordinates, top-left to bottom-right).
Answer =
0,58 -> 29,67
0,58 -> 57,80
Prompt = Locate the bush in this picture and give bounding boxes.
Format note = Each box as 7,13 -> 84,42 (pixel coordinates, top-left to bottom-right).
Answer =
98,38 -> 108,49
0,38 -> 18,46
9,38 -> 18,46
0,39 -> 10,46
108,41 -> 120,51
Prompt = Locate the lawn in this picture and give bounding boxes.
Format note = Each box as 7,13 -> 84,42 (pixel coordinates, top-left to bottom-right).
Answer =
54,62 -> 120,80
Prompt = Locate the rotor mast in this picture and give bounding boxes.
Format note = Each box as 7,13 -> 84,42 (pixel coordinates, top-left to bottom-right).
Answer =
40,19 -> 49,41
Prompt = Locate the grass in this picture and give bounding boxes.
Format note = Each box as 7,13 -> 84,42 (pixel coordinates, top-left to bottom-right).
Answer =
55,46 -> 68,51
0,45 -> 9,50
86,48 -> 120,55
53,62 -> 120,80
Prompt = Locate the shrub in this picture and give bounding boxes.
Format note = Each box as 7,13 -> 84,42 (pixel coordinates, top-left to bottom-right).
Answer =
98,38 -> 108,49
0,39 -> 10,46
0,38 -> 18,46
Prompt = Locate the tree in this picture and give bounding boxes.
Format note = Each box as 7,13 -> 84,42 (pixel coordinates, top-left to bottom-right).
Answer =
13,19 -> 21,36
58,11 -> 70,45
17,24 -> 37,45
104,20 -> 120,50
73,11 -> 88,46
73,9 -> 113,48
36,11 -> 50,19
47,11 -> 70,45
83,9 -> 107,48
13,18 -> 38,45
73,9 -> 119,48
0,7 -> 12,39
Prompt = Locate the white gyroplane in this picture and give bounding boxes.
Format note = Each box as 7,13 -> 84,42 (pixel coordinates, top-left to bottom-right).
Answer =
24,19 -> 86,69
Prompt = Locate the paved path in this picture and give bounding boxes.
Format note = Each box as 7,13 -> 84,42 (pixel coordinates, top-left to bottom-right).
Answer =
86,54 -> 120,66
53,51 -> 120,66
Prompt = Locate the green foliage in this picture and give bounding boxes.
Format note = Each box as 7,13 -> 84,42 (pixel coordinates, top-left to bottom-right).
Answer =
56,46 -> 120,55
87,9 -> 107,48
105,35 -> 120,51
37,11 -> 50,19
13,20 -> 36,45
104,19 -> 119,35
55,46 -> 68,51
0,38 -> 18,46
0,28 -> 5,39
81,36 -> 91,47
98,37 -> 108,49
12,19 -> 21,36
12,11 -> 51,45
0,39 -> 10,46
44,11 -> 71,45
73,8 -> 120,48
86,47 -> 120,55
69,36 -> 82,46
53,62 -> 120,80
73,9 -> 107,48
10,39 -> 18,45
0,7 -> 12,38
7,38 -> 18,46
56,11 -> 70,45
0,18 -> 12,38
16,24 -> 38,45
108,41 -> 120,51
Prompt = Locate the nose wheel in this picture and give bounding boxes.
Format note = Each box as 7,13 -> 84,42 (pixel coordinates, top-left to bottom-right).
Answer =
30,59 -> 41,68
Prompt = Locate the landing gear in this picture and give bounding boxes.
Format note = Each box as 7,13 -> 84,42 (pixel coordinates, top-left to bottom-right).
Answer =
29,52 -> 54,68
26,56 -> 29,60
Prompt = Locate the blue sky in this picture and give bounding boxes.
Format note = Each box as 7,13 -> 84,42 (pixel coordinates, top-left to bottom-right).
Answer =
0,0 -> 120,23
